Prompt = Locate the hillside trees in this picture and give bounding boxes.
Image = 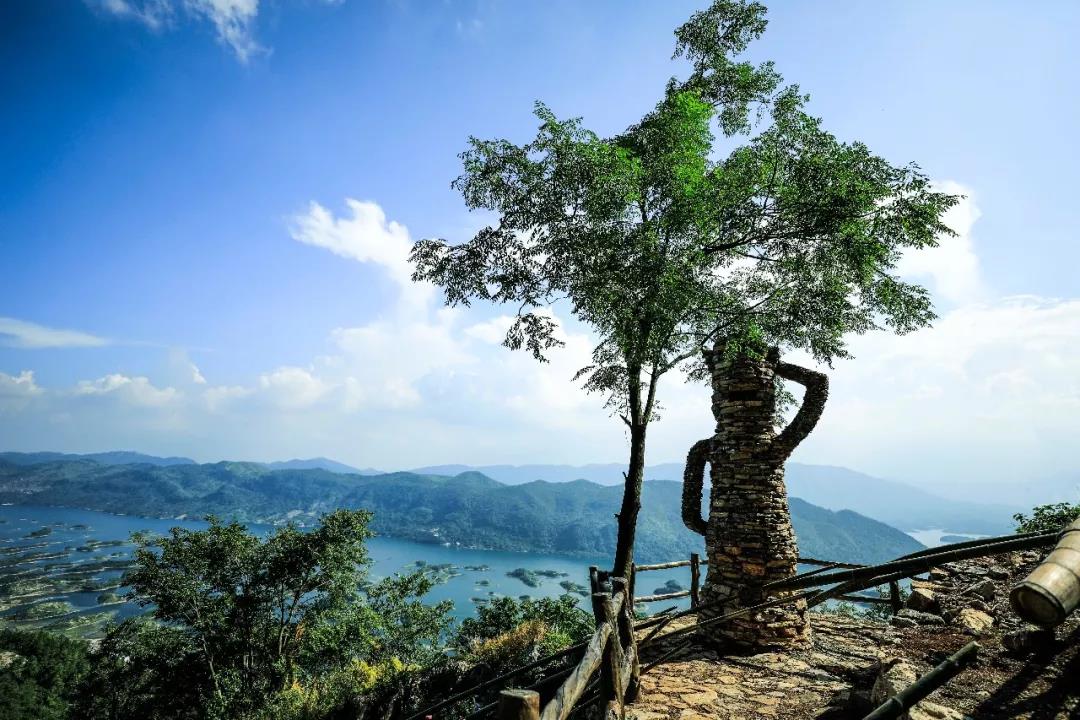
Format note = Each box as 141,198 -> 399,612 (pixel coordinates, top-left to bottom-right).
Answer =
82,510 -> 453,720
411,0 -> 957,579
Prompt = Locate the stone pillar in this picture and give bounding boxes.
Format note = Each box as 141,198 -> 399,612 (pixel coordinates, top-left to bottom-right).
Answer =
697,345 -> 811,649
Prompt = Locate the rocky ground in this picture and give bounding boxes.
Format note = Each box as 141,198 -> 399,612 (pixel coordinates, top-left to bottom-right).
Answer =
628,550 -> 1079,720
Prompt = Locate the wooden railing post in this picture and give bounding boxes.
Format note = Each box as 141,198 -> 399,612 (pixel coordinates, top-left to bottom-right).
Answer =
629,562 -> 637,608
498,689 -> 539,720
889,580 -> 902,614
591,589 -> 623,720
690,553 -> 701,608
610,577 -> 640,703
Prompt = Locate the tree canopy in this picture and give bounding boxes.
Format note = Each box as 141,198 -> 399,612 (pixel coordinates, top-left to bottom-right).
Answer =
411,0 -> 958,576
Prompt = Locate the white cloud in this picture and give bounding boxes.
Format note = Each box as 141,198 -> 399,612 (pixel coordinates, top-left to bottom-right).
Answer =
290,199 -> 433,310
257,366 -> 329,409
185,0 -> 263,62
784,295 -> 1080,501
94,0 -> 173,29
73,374 -> 180,407
896,180 -> 983,305
0,317 -> 109,349
0,371 -> 43,399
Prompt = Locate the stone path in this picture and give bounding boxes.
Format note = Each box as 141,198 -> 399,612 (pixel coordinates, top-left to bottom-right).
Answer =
630,613 -> 890,720
626,551 -> 1080,720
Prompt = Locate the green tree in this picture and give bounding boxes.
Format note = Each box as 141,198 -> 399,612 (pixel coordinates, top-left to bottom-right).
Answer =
411,0 -> 957,578
1014,502 -> 1080,534
77,619 -> 206,720
0,628 -> 89,720
122,509 -> 376,718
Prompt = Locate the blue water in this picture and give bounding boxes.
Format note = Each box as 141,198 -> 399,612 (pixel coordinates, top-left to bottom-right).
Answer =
0,505 -> 695,635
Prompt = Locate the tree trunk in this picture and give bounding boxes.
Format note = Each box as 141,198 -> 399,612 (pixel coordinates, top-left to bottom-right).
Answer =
611,422 -> 647,581
687,343 -> 828,650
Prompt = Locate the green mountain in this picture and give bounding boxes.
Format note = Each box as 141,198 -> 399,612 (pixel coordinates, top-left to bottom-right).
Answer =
0,450 -> 196,467
411,461 -> 1019,535
0,458 -> 922,564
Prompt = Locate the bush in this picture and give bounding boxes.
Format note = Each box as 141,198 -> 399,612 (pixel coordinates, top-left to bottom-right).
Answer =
0,628 -> 89,720
1014,502 -> 1080,534
454,595 -> 592,683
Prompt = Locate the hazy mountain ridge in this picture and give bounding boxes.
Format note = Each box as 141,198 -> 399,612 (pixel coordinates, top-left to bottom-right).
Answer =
411,461 -> 1020,535
0,457 -> 922,565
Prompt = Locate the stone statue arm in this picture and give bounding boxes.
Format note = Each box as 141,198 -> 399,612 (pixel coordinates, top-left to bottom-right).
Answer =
772,361 -> 829,460
681,438 -> 711,536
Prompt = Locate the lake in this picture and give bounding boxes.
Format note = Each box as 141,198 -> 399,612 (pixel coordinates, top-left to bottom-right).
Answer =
0,505 -> 695,638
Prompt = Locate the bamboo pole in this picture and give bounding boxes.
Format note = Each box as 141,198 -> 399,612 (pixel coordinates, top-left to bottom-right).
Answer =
861,642 -> 979,720
1011,517 -> 1080,628
633,560 -> 692,571
634,590 -> 690,603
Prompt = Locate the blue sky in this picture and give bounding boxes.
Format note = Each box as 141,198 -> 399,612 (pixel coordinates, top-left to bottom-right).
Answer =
2,0 -> 1078,504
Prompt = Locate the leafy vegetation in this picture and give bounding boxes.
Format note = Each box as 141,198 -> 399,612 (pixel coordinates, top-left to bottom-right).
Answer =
0,512 -> 596,720
0,628 -> 90,720
412,0 -> 956,578
1014,502 -> 1080,534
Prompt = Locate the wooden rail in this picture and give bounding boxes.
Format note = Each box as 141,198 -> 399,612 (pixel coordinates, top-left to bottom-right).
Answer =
416,531 -> 1058,720
499,569 -> 640,720
631,552 -> 896,609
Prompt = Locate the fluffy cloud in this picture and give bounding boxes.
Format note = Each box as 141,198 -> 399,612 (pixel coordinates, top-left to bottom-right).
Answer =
896,181 -> 983,305
290,199 -> 434,310
0,317 -> 109,349
73,374 -> 180,407
257,366 -> 329,409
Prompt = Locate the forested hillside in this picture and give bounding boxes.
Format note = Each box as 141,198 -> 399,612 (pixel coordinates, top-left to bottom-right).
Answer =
0,458 -> 921,564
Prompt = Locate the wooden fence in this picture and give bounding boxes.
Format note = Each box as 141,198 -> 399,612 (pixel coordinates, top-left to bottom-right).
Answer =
410,530 -> 1060,720
630,553 -> 902,612
497,568 -> 640,720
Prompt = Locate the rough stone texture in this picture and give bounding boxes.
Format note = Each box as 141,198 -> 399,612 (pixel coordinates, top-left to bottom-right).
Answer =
907,587 -> 939,613
632,614 -> 888,720
629,551 -> 1080,719
871,657 -> 917,704
683,344 -> 828,650
956,608 -> 995,636
908,702 -> 966,720
895,609 -> 946,626
964,579 -> 997,601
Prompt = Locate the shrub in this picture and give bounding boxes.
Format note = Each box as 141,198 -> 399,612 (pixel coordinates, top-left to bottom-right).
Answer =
1014,502 -> 1080,534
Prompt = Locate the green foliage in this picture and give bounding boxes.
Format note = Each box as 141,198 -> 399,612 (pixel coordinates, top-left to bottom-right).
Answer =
411,0 -> 957,577
77,619 -> 205,720
68,509 -> 457,720
122,509 -> 375,717
452,595 -> 593,710
1014,502 -> 1080,534
412,0 -> 957,425
0,628 -> 89,720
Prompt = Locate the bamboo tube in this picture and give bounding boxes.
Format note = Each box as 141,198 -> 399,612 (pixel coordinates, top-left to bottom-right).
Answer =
1010,517 -> 1080,628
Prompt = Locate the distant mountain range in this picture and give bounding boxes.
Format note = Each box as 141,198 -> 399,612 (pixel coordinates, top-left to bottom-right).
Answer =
0,455 -> 923,565
410,462 -> 1021,535
0,450 -> 196,467
0,452 -> 380,476
0,451 -> 1021,536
